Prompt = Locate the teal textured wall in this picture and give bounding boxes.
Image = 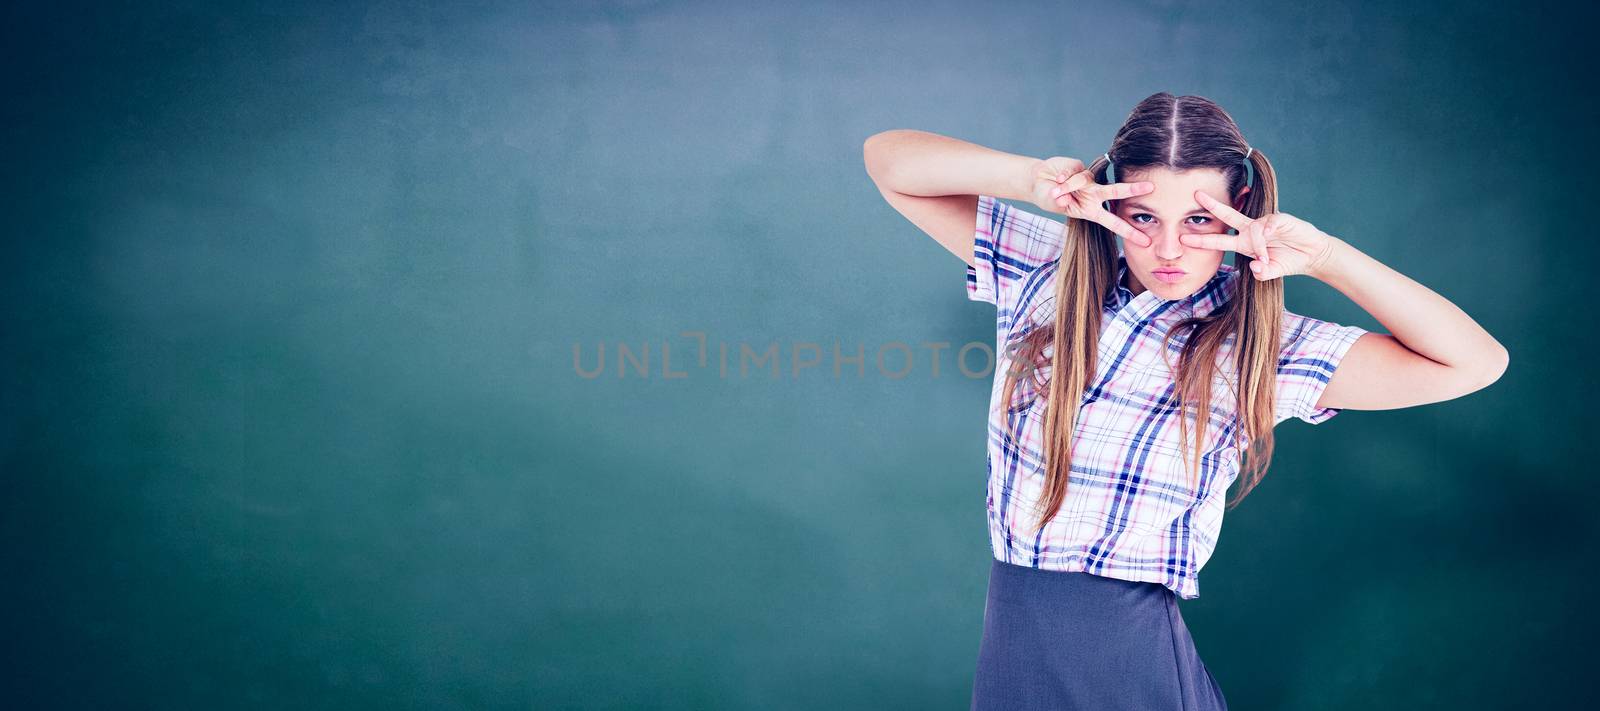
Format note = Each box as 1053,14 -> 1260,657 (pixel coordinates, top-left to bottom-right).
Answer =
3,1 -> 1592,708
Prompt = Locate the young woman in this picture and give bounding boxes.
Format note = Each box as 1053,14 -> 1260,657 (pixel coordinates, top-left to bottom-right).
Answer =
862,93 -> 1508,710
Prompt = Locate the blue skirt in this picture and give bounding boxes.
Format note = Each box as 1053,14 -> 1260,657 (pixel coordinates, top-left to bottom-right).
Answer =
971,558 -> 1229,710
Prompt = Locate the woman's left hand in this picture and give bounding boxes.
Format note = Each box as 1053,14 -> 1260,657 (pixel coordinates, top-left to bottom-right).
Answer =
1180,190 -> 1338,281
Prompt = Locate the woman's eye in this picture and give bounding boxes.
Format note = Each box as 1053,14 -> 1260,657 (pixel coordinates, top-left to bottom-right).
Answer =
1131,214 -> 1211,226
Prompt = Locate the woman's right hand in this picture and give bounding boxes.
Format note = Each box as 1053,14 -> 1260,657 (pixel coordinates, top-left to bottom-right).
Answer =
1028,157 -> 1156,247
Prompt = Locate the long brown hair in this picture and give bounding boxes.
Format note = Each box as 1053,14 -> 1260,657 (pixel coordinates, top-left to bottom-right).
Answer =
1002,92 -> 1284,537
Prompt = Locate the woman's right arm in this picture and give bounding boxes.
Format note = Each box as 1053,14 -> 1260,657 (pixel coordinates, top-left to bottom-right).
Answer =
862,130 -> 1039,266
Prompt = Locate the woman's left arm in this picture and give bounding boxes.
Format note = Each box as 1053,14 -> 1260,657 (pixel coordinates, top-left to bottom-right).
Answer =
1297,235 -> 1509,411
1187,190 -> 1510,412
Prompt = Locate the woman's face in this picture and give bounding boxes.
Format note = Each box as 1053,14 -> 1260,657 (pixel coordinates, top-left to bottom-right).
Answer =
1113,166 -> 1241,300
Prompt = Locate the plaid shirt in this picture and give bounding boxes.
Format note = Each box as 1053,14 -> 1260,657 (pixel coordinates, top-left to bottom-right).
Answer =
966,195 -> 1368,599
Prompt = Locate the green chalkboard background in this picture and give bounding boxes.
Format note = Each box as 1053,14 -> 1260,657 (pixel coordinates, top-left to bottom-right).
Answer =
4,0 -> 1595,708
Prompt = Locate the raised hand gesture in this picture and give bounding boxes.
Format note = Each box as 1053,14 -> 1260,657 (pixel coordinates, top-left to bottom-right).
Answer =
1181,190 -> 1339,280
1027,157 -> 1156,247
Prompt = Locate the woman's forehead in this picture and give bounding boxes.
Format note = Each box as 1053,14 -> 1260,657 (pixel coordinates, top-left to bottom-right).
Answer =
1119,167 -> 1230,208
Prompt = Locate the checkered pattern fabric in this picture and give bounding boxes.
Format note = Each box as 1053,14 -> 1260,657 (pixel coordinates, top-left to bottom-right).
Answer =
967,195 -> 1368,598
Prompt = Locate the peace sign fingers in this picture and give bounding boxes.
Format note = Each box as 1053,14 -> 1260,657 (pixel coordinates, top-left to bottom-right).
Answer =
1194,189 -> 1270,270
1088,202 -> 1153,248
1084,179 -> 1155,247
1177,222 -> 1270,261
1194,190 -> 1252,232
1044,171 -> 1155,247
1247,217 -> 1272,271
1176,231 -> 1245,252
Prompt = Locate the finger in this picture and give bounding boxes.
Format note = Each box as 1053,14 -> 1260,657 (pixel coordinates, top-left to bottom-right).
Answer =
1088,180 -> 1156,201
1091,208 -> 1151,248
1062,170 -> 1094,194
1037,168 -> 1065,183
1088,175 -> 1145,220
1051,170 -> 1095,202
1194,190 -> 1253,231
1178,232 -> 1242,252
1248,258 -> 1284,281
1249,220 -> 1270,269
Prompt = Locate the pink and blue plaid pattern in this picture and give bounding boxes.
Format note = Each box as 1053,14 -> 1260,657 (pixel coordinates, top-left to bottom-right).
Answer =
966,195 -> 1368,599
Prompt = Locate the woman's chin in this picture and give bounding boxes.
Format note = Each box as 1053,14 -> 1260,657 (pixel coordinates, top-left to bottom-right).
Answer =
1146,280 -> 1199,300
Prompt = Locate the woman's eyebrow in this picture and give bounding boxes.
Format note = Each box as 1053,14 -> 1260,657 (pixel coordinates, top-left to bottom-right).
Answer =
1123,200 -> 1210,216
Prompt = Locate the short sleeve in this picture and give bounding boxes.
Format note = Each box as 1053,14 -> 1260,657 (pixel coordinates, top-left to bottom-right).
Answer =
966,195 -> 1066,311
1276,310 -> 1369,425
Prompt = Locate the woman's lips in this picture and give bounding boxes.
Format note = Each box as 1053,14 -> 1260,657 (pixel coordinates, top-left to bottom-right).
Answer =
1152,270 -> 1187,284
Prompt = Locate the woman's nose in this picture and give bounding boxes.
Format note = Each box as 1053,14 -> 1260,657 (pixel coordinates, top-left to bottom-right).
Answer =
1151,227 -> 1185,259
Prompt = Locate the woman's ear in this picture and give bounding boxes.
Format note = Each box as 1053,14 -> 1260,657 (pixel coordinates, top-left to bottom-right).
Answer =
1233,184 -> 1251,209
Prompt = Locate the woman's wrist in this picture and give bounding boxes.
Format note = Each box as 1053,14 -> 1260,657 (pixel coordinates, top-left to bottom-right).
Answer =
995,154 -> 1043,204
1305,235 -> 1352,283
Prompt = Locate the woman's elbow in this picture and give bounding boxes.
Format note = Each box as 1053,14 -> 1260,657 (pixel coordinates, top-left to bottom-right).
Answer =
1472,343 -> 1510,390
863,131 -> 897,181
